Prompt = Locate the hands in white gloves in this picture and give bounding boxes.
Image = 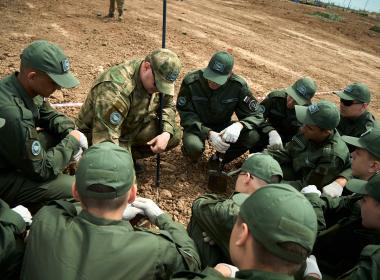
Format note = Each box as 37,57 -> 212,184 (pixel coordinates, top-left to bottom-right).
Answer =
70,130 -> 88,162
222,122 -> 243,143
122,204 -> 144,221
323,181 -> 343,197
301,185 -> 321,197
72,148 -> 83,162
209,131 -> 230,153
132,197 -> 164,224
268,130 -> 283,150
304,255 -> 322,279
12,205 -> 32,225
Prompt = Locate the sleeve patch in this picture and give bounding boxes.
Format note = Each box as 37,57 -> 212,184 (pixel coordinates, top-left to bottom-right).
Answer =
243,96 -> 265,113
177,96 -> 187,107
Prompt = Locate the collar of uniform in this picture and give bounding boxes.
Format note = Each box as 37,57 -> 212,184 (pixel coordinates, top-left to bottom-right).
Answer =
79,209 -> 134,229
134,60 -> 149,96
236,269 -> 294,280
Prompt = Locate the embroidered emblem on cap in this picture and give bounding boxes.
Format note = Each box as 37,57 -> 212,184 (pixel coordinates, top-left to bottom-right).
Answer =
308,104 -> 319,114
297,85 -> 307,98
61,58 -> 70,73
212,61 -> 225,73
344,86 -> 353,93
110,111 -> 122,125
31,141 -> 41,156
166,70 -> 179,82
177,96 -> 186,107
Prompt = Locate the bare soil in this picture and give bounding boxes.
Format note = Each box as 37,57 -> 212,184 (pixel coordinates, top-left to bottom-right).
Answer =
1,0 -> 379,224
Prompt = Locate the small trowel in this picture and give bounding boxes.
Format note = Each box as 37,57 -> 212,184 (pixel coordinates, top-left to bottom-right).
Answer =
207,152 -> 229,193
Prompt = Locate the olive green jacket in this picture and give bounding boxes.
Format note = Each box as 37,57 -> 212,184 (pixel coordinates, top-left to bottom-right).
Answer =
337,111 -> 379,139
76,59 -> 177,147
266,131 -> 350,190
0,73 -> 80,182
176,70 -> 264,140
21,200 -> 201,280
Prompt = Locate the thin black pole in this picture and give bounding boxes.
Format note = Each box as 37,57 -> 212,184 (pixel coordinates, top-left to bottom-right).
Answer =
156,0 -> 167,188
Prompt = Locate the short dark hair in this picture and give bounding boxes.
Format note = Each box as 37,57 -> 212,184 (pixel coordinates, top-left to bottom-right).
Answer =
79,184 -> 127,211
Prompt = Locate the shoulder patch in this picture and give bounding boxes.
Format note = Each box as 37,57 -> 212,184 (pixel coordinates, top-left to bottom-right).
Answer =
31,140 -> 42,156
177,96 -> 187,107
110,111 -> 122,125
243,96 -> 265,113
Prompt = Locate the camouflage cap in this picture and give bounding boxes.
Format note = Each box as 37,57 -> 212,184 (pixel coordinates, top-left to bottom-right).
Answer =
286,77 -> 317,106
238,184 -> 318,263
203,51 -> 234,85
335,83 -> 371,104
228,153 -> 283,183
0,118 -> 4,128
342,128 -> 380,159
346,172 -> 380,203
295,100 -> 340,130
146,48 -> 181,96
76,142 -> 135,199
20,40 -> 79,88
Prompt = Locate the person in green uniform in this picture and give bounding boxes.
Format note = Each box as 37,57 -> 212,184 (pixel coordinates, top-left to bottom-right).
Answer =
176,51 -> 266,166
106,0 -> 125,20
0,40 -> 87,210
21,141 -> 200,280
76,48 -> 181,172
258,77 -> 317,150
187,153 -> 283,268
266,100 -> 350,191
173,184 -> 321,279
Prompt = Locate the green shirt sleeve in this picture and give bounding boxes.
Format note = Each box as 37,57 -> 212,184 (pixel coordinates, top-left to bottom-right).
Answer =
162,94 -> 177,136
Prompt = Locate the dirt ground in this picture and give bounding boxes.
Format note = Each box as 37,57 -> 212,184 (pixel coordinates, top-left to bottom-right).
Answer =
1,0 -> 379,224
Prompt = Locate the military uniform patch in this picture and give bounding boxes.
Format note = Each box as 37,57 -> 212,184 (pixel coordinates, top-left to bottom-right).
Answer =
212,61 -> 225,73
177,96 -> 186,107
31,140 -> 41,156
61,58 -> 70,73
110,111 -> 122,125
344,86 -> 353,93
297,84 -> 307,98
243,96 -> 263,113
308,104 -> 319,114
166,70 -> 179,82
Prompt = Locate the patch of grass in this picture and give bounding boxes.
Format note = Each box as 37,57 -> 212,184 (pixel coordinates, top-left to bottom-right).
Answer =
311,11 -> 343,22
369,25 -> 380,33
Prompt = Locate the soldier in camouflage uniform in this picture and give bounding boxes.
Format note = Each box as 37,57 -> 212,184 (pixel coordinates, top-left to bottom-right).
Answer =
187,154 -> 283,268
258,77 -> 317,150
266,101 -> 350,191
106,0 -> 125,20
0,41 -> 87,210
176,51 -> 265,165
173,184 -> 321,279
76,49 -> 181,171
21,142 -> 201,280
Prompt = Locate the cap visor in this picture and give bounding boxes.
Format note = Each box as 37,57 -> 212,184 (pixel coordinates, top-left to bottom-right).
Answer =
336,91 -> 354,101
346,179 -> 368,195
0,118 -> 5,128
48,72 -> 79,89
286,86 -> 307,105
232,193 -> 249,206
156,79 -> 174,95
295,105 -> 315,125
342,136 -> 363,149
203,68 -> 228,85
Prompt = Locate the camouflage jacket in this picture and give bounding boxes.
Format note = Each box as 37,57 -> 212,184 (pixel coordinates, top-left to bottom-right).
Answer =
76,59 -> 177,147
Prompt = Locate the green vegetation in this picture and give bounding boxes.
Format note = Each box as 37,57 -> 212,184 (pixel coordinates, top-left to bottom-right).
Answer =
369,25 -> 380,33
311,11 -> 343,21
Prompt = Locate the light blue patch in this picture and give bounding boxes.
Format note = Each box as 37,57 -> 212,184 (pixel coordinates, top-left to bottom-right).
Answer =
344,86 -> 353,93
297,85 -> 307,97
110,111 -> 122,125
166,70 -> 179,82
61,58 -> 70,73
177,96 -> 186,107
308,104 -> 319,114
212,61 -> 225,73
31,141 -> 41,156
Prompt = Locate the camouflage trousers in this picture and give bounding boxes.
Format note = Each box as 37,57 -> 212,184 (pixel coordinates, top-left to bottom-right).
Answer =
108,0 -> 125,16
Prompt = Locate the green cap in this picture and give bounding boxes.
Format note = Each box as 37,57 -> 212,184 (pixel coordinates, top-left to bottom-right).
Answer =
238,184 -> 318,263
203,51 -> 234,85
75,142 -> 135,199
0,118 -> 4,128
295,100 -> 340,130
335,83 -> 371,103
228,153 -> 283,182
286,77 -> 317,105
342,128 -> 380,159
346,172 -> 380,203
146,48 -> 181,96
20,40 -> 79,88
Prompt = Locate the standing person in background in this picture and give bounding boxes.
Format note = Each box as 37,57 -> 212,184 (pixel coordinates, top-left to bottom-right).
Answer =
106,0 -> 125,20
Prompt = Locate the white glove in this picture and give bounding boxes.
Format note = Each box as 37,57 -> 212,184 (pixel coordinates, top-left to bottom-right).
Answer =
222,122 -> 243,143
12,205 -> 32,225
301,185 -> 321,197
202,232 -> 215,246
122,204 -> 144,221
304,255 -> 322,279
209,131 -> 230,153
132,197 -> 164,224
323,181 -> 343,197
268,130 -> 283,150
215,263 -> 239,278
72,148 -> 83,162
78,131 -> 88,150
